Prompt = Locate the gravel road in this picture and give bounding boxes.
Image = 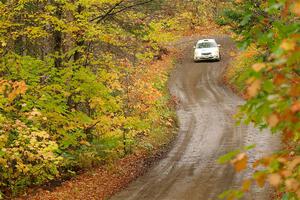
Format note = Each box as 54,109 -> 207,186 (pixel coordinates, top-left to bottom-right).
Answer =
110,35 -> 280,200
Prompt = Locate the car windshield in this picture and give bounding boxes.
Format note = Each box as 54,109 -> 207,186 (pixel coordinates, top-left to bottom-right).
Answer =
197,42 -> 217,48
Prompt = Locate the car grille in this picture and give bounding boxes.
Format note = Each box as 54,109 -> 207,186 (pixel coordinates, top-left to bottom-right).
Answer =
202,53 -> 211,55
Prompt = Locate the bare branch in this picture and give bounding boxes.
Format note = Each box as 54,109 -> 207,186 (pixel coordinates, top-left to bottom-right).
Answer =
91,0 -> 155,23
90,0 -> 125,22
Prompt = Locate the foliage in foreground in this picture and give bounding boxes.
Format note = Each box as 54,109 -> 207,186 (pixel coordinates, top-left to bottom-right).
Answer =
219,0 -> 300,199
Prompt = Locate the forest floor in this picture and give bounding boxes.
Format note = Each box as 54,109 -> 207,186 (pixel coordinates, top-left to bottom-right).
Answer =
15,147 -> 173,200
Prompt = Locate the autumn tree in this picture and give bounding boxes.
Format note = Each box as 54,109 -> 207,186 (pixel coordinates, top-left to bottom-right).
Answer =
218,0 -> 300,199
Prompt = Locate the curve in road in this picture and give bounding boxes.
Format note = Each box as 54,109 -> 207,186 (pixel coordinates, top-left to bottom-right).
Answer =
110,35 -> 280,200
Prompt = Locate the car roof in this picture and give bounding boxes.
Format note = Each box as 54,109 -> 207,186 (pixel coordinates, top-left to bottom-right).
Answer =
196,39 -> 217,44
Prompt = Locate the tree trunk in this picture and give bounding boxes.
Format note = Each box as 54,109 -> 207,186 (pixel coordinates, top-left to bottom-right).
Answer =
74,4 -> 84,62
53,2 -> 63,68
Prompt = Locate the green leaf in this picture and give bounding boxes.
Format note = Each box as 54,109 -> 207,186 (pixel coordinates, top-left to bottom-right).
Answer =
0,150 -> 5,157
240,13 -> 252,26
262,80 -> 275,93
218,150 -> 240,164
243,144 -> 256,151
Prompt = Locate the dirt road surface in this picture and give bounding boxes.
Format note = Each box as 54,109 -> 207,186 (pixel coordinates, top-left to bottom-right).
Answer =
110,35 -> 280,200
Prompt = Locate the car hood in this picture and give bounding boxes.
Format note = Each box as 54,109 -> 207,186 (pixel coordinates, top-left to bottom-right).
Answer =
194,47 -> 218,55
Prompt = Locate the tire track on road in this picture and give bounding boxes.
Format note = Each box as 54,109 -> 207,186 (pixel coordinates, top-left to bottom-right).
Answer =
110,35 -> 280,200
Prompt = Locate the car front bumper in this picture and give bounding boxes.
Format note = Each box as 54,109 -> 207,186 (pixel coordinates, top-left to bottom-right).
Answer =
194,55 -> 219,61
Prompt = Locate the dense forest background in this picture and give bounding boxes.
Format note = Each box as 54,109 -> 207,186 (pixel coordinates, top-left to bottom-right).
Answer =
0,0 -> 219,198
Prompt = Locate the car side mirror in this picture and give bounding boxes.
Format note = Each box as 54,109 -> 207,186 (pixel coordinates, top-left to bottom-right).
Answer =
193,46 -> 196,49
217,44 -> 221,47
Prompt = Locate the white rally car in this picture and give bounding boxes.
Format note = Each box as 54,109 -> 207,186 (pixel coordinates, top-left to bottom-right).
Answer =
194,39 -> 221,62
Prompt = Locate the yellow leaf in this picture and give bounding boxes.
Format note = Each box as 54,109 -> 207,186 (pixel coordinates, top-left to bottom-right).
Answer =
297,189 -> 300,199
267,114 -> 279,128
291,101 -> 300,113
1,41 -> 7,47
268,173 -> 282,187
247,79 -> 261,98
292,2 -> 300,16
281,170 -> 292,178
242,179 -> 252,192
287,156 -> 300,171
7,81 -> 27,101
231,153 -> 248,172
246,77 -> 256,85
285,178 -> 300,192
79,140 -> 91,146
255,173 -> 266,188
252,63 -> 266,72
277,157 -> 288,164
280,39 -> 296,51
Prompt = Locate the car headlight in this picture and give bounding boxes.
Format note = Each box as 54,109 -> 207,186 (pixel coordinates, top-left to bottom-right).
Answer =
213,51 -> 219,56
